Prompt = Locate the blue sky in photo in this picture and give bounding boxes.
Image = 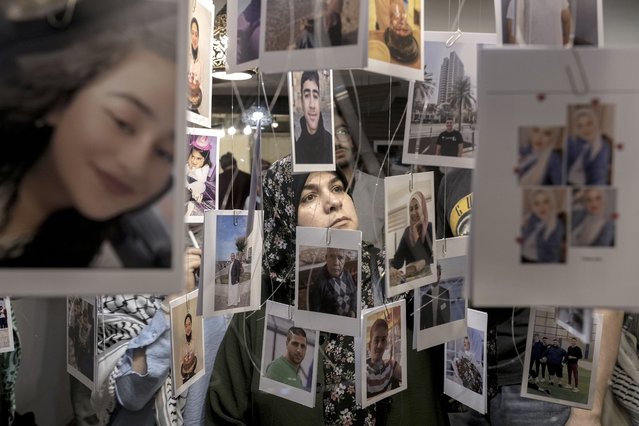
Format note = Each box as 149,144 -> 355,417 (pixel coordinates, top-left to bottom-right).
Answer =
216,215 -> 248,261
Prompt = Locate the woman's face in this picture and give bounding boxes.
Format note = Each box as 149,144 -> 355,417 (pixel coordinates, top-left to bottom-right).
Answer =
530,127 -> 553,151
463,337 -> 470,351
188,149 -> 205,169
185,317 -> 192,337
297,172 -> 359,230
190,21 -> 199,50
46,50 -> 175,221
575,112 -> 597,142
585,190 -> 604,215
532,191 -> 552,221
409,196 -> 425,225
369,325 -> 388,363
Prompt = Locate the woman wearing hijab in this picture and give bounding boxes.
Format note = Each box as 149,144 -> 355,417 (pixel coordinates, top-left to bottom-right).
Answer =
518,127 -> 563,186
566,107 -> 612,185
571,188 -> 614,247
521,189 -> 565,263
207,156 -> 447,425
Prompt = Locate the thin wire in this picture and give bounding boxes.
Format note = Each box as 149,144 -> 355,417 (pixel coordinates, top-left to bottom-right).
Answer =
386,77 -> 392,176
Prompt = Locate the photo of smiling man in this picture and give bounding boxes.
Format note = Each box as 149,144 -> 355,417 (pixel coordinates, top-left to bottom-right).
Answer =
289,70 -> 335,172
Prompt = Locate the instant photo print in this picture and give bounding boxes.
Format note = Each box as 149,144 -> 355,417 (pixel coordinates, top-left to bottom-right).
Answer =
294,227 -> 362,336
414,255 -> 467,351
67,296 -> 97,390
201,210 -> 263,316
259,0 -> 368,73
556,307 -> 593,345
170,290 -> 205,396
186,0 -> 214,127
358,299 -> 407,408
472,47 -> 635,307
185,128 -> 221,223
444,308 -> 487,414
402,32 -> 496,169
367,0 -> 423,81
259,300 -> 320,408
521,307 -> 602,409
289,70 -> 336,173
0,298 -> 14,354
226,0 -> 261,73
0,0 -> 187,296
385,172 -> 437,297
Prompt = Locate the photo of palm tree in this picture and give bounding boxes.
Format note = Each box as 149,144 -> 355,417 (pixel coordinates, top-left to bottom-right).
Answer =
402,32 -> 495,169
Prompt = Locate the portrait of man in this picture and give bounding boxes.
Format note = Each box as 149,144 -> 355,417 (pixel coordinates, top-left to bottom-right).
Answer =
265,326 -> 308,389
292,70 -> 334,166
366,318 -> 402,398
309,247 -> 357,317
419,264 -> 451,330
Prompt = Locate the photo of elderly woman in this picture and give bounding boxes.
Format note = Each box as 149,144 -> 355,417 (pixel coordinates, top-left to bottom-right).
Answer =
185,132 -> 218,220
521,188 -> 567,263
571,187 -> 615,247
385,172 -> 436,295
518,126 -> 564,186
0,0 -> 181,281
566,104 -> 614,186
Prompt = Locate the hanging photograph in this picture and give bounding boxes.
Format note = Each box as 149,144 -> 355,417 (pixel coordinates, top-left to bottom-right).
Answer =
201,210 -> 263,316
67,296 -> 96,390
259,0 -> 368,73
226,0 -> 261,72
359,299 -> 407,407
294,227 -> 362,336
402,32 -> 496,169
414,255 -> 467,351
384,172 -> 437,297
0,0 -> 186,295
434,167 -> 472,259
259,300 -> 320,407
471,47 -> 634,307
495,0 -> 603,46
521,307 -> 602,409
185,128 -> 220,223
187,0 -> 214,127
0,298 -> 14,354
444,308 -> 487,414
170,290 -> 205,396
289,70 -> 336,173
367,0 -> 423,80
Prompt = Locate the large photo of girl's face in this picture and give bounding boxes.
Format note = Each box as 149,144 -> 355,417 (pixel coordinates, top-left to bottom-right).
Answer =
0,0 -> 186,295
521,187 -> 567,264
518,126 -> 565,186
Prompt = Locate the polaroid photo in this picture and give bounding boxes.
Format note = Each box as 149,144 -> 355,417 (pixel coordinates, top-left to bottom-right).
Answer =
402,32 -> 496,169
367,0 -> 423,81
259,0 -> 368,73
495,0 -> 603,47
472,47 -> 638,307
521,307 -> 602,409
570,187 -> 616,248
520,187 -> 568,264
0,0 -> 187,295
359,299 -> 407,408
289,70 -> 336,173
385,172 -> 437,297
186,0 -> 214,127
517,126 -> 566,186
556,307 -> 593,345
566,104 -> 615,186
0,298 -> 14,354
414,255 -> 467,351
201,210 -> 263,316
185,128 -> 221,223
170,290 -> 205,396
444,308 -> 487,414
294,227 -> 362,336
226,0 -> 261,73
259,300 -> 320,407
67,296 -> 97,390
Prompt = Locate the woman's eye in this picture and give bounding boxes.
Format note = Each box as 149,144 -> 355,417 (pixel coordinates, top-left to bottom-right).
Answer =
331,184 -> 344,194
301,192 -> 317,204
155,146 -> 174,163
106,109 -> 136,135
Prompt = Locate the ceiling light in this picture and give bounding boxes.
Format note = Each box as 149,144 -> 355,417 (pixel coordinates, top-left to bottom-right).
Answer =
243,125 -> 252,135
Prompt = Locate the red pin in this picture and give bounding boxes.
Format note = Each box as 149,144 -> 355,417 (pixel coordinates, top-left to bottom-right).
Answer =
611,212 -> 619,221
513,166 -> 520,175
617,143 -> 624,150
591,98 -> 600,107
537,93 -> 546,102
515,236 -> 523,245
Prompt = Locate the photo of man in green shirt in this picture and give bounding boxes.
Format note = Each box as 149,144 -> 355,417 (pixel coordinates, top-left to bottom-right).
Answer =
265,326 -> 308,389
